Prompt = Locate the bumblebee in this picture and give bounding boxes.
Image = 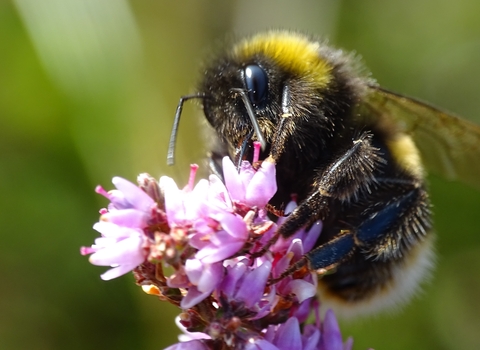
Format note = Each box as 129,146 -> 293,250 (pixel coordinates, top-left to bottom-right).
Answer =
168,31 -> 480,317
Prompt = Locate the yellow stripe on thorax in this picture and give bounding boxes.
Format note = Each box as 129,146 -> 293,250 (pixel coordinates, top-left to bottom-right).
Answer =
233,31 -> 332,89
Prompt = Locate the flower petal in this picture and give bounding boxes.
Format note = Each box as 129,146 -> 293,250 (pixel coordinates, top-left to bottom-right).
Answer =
185,258 -> 203,285
245,159 -> 276,207
208,174 -> 233,210
101,208 -> 149,228
236,260 -> 271,308
245,339 -> 279,350
210,211 -> 248,240
196,240 -> 244,264
112,176 -> 154,212
274,317 -> 302,350
197,262 -> 223,293
100,263 -> 138,280
185,179 -> 209,220
302,220 -> 322,253
181,285 -> 211,309
343,337 -> 354,350
165,339 -> 209,350
321,309 -> 343,350
89,234 -> 144,264
238,161 -> 256,189
222,157 -> 245,201
284,280 -> 316,303
219,260 -> 248,298
301,325 -> 321,350
160,176 -> 185,226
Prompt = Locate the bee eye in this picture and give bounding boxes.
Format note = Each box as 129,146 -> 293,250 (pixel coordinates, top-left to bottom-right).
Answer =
244,65 -> 268,107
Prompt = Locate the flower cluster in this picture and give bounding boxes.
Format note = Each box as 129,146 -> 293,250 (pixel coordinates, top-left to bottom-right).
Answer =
81,143 -> 353,350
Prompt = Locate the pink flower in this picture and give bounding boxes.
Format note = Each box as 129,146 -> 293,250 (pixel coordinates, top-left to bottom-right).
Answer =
81,177 -> 153,280
81,152 -> 359,350
160,174 -> 210,228
98,176 -> 155,216
160,164 -> 250,266
217,257 -> 277,319
222,157 -> 277,208
80,221 -> 147,280
180,260 -> 223,309
192,210 -> 249,264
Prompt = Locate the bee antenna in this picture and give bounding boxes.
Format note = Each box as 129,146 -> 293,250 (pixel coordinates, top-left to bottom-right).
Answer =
167,93 -> 206,166
230,88 -> 267,151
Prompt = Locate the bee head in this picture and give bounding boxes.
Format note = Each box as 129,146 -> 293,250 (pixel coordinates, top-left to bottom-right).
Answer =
168,31 -> 360,166
199,31 -> 357,161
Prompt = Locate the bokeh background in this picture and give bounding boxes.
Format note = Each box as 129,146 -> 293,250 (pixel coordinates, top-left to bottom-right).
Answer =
2,1 -> 480,349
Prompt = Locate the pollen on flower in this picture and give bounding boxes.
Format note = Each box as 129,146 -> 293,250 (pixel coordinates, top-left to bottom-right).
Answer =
142,284 -> 161,296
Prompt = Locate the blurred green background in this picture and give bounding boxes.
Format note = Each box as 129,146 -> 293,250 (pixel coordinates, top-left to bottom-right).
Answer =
2,1 -> 480,349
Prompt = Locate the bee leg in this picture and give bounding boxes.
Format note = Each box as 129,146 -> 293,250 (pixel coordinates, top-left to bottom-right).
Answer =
270,229 -> 356,284
253,132 -> 382,259
273,180 -> 431,285
277,132 -> 383,237
355,178 -> 431,261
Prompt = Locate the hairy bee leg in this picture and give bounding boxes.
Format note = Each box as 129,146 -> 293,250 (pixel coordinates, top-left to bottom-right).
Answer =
355,179 -> 432,261
308,184 -> 427,272
274,182 -> 430,284
270,229 -> 356,284
314,183 -> 432,307
277,132 -> 383,238
251,133 -> 381,260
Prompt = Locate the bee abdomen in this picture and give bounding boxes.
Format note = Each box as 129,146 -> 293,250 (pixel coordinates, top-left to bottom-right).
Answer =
318,233 -> 434,318
317,183 -> 434,317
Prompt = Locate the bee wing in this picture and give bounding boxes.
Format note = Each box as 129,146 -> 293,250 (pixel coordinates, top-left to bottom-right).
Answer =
361,85 -> 480,189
